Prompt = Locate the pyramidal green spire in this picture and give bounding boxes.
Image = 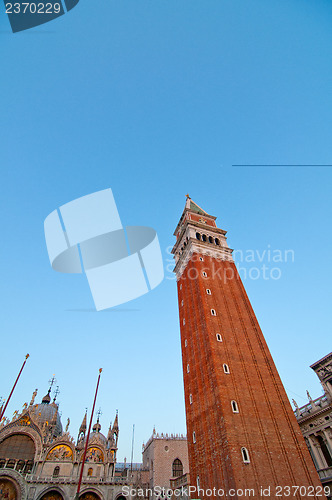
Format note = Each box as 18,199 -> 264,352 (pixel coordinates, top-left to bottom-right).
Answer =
185,195 -> 209,216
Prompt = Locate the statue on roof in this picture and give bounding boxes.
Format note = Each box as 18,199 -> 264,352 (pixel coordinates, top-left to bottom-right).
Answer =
30,388 -> 38,406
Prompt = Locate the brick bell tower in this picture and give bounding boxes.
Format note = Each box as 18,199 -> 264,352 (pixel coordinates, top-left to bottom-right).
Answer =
172,196 -> 324,500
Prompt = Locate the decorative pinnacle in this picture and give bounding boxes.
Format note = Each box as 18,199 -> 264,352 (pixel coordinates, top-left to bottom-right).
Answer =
25,354 -> 30,360
186,194 -> 190,199
99,368 -> 103,374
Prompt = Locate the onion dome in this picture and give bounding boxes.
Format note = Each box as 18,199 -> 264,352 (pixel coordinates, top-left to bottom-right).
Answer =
92,421 -> 101,433
83,417 -> 107,447
42,389 -> 51,404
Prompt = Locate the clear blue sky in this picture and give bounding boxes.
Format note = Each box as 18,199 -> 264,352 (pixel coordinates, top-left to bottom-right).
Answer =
0,0 -> 331,462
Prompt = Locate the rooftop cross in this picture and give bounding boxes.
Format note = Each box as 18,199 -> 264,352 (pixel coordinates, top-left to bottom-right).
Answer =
53,386 -> 60,403
48,375 -> 57,391
96,407 -> 102,422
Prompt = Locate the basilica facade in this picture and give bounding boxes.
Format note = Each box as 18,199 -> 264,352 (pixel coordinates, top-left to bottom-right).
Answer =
0,385 -> 129,500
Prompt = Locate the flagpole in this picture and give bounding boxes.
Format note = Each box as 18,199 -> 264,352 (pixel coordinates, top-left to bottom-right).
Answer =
0,354 -> 29,422
75,368 -> 102,499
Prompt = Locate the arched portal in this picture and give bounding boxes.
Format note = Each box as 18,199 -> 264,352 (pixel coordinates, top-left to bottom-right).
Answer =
40,491 -> 64,500
80,493 -> 101,500
0,477 -> 19,500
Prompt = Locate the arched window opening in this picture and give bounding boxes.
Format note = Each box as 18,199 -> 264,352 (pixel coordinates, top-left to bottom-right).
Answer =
24,460 -> 33,473
172,458 -> 183,477
202,271 -> 207,277
215,238 -> 220,245
216,334 -> 222,342
16,460 -> 25,472
53,466 -> 60,478
211,309 -> 216,316
231,400 -> 239,413
199,257 -> 204,261
208,236 -> 213,244
189,394 -> 193,404
185,339 -> 187,347
223,363 -> 230,374
197,475 -> 200,489
87,467 -> 93,476
196,233 -> 201,240
202,234 -> 207,242
193,431 -> 196,444
187,364 -> 190,373
241,447 -> 250,463
206,289 -> 211,295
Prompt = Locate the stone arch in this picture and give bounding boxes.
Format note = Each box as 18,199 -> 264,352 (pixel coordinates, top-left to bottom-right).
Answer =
81,447 -> 104,463
172,457 -> 183,477
79,488 -> 104,500
37,486 -> 66,500
115,496 -> 127,500
0,469 -> 27,500
0,425 -> 42,461
45,442 -> 74,462
0,431 -> 38,474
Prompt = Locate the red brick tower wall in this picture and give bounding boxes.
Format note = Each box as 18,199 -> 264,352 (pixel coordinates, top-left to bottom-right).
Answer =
173,199 -> 325,500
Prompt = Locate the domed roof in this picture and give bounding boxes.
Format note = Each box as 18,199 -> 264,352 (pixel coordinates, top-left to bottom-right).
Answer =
30,398 -> 63,437
92,421 -> 101,433
81,420 -> 107,447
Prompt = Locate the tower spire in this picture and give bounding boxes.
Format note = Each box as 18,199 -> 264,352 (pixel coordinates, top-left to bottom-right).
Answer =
111,410 -> 119,447
112,409 -> 119,431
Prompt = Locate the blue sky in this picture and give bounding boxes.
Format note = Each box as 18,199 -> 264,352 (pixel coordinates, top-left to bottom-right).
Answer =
0,0 -> 331,462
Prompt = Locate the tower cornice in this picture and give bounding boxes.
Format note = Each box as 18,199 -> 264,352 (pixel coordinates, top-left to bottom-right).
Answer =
172,230 -> 233,281
172,219 -> 227,254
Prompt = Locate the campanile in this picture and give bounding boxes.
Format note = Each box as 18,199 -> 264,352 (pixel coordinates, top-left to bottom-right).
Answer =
172,196 -> 324,500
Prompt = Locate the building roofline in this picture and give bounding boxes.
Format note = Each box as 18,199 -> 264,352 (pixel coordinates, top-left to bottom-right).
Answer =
310,352 -> 332,370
